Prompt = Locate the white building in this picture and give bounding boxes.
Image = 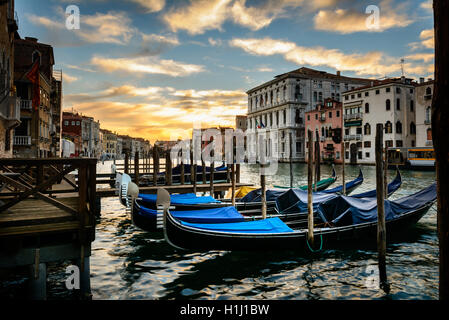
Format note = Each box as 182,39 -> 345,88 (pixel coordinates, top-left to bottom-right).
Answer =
342,77 -> 417,165
246,67 -> 372,162
415,79 -> 434,147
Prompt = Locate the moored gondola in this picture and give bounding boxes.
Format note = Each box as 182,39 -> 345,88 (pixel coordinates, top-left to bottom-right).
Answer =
162,183 -> 436,251
130,168 -> 402,232
273,166 -> 337,191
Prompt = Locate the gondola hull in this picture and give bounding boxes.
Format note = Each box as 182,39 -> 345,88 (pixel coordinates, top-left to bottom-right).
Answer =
163,202 -> 433,251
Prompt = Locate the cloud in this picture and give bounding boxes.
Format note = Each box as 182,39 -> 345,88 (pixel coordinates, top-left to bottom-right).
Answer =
420,29 -> 435,49
64,87 -> 247,142
229,37 -> 432,78
62,73 -> 78,83
90,56 -> 206,77
162,0 -> 343,35
313,0 -> 413,34
28,10 -> 137,46
129,0 -> 166,12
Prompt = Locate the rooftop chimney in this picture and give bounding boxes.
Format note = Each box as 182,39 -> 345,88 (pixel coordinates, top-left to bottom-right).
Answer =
336,71 -> 341,76
420,77 -> 425,84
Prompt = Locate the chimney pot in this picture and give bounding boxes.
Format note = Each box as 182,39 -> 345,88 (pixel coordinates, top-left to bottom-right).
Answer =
420,77 -> 424,84
336,71 -> 341,76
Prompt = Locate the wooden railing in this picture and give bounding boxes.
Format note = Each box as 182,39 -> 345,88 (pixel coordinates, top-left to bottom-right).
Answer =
0,158 -> 97,242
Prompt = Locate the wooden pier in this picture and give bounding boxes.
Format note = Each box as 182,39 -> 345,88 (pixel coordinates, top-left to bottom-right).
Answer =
0,158 -> 97,299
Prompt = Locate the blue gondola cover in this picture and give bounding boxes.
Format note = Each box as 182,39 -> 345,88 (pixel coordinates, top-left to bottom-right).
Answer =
180,217 -> 294,234
139,193 -> 221,205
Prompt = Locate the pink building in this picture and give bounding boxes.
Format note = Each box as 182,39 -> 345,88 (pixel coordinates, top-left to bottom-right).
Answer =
305,98 -> 343,164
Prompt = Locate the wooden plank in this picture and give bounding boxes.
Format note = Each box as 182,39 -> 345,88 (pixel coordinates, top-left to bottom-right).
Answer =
0,221 -> 88,237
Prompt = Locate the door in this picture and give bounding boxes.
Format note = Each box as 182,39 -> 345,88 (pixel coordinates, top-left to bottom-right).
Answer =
350,143 -> 358,164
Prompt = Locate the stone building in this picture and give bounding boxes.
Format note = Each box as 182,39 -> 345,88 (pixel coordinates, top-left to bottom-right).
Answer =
341,77 -> 417,165
13,36 -> 62,158
415,78 -> 434,147
0,0 -> 20,158
305,98 -> 344,164
246,67 -> 372,162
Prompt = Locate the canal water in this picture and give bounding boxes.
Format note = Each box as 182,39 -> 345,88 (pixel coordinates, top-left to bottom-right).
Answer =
0,161 -> 438,300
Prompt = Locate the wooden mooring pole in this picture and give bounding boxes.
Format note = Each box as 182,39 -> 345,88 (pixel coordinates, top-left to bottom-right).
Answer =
433,0 -> 449,300
166,150 -> 172,186
307,130 -> 314,246
375,123 -> 390,293
289,132 -> 293,188
342,140 -> 346,195
134,151 -> 139,184
315,130 -> 321,192
124,152 -> 129,174
153,146 -> 159,186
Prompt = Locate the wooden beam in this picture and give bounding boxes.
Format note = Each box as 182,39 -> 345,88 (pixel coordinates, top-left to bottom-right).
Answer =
375,123 -> 390,293
433,0 -> 449,300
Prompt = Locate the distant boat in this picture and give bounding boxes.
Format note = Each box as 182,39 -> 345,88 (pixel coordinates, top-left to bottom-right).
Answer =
387,147 -> 435,171
273,166 -> 337,191
162,183 -> 436,251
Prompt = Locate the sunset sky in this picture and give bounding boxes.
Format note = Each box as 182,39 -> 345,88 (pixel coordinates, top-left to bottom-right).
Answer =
15,0 -> 434,143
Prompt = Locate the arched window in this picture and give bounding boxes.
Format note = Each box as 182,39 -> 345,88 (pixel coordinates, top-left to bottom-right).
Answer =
364,123 -> 371,135
426,87 -> 432,95
265,93 -> 268,105
276,88 -> 280,103
427,128 -> 432,141
385,121 -> 392,134
396,121 -> 402,134
396,98 -> 401,110
295,85 -> 301,100
32,50 -> 41,65
386,99 -> 391,111
365,103 -> 370,113
283,85 -> 287,100
410,122 -> 416,134
260,95 -> 264,106
270,91 -> 273,105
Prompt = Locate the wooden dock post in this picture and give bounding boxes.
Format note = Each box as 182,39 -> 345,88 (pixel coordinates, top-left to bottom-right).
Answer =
384,147 -> 389,197
124,152 -> 129,174
307,130 -> 314,246
134,151 -> 139,184
210,161 -> 215,197
289,132 -> 294,188
433,0 -> 449,299
342,140 -> 346,195
231,136 -> 236,206
165,150 -> 172,186
375,123 -> 390,293
180,149 -> 185,185
315,131 -> 321,192
202,159 -> 207,185
153,146 -> 159,186
236,164 -> 241,184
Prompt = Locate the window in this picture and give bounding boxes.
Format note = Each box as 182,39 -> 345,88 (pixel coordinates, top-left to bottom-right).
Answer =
426,107 -> 431,122
426,87 -> 432,95
283,109 -> 287,124
386,99 -> 391,111
364,123 -> 371,135
385,121 -> 392,134
386,140 -> 393,148
356,127 -> 362,135
307,115 -> 310,121
315,114 -> 318,120
351,94 -> 355,99
71,121 -> 75,125
76,121 -> 80,125
329,111 -> 332,118
336,110 -> 340,117
365,103 -> 370,113
410,100 -> 414,112
64,120 -> 68,126
410,122 -> 416,134
396,140 -> 403,147
427,128 -> 432,140
366,152 -> 370,158
376,89 -> 380,95
295,85 -> 301,100
364,141 -> 371,148
365,92 -> 369,97
412,140 -> 415,147
345,95 -> 349,101
396,87 -> 401,94
345,129 -> 350,135
410,89 -> 414,94
396,98 -> 401,110
396,121 -> 402,134
386,87 -> 391,93
345,152 -> 349,159
358,151 -> 363,159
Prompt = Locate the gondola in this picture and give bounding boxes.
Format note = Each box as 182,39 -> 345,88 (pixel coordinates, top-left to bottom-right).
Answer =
129,168 -> 364,212
130,169 -> 402,232
273,166 -> 337,191
162,183 -> 436,251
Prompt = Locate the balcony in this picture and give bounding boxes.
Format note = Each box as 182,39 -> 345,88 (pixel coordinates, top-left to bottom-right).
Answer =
344,134 -> 362,141
14,136 -> 32,146
0,96 -> 21,123
20,99 -> 32,110
344,113 -> 363,121
424,94 -> 432,100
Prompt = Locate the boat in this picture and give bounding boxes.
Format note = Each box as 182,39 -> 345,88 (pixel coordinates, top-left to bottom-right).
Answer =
162,183 -> 436,251
129,169 -> 401,232
273,166 -> 337,191
126,168 -> 364,212
387,147 -> 435,171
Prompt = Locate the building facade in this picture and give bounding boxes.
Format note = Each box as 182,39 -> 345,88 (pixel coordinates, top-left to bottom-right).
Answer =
342,77 -> 417,165
415,79 -> 434,147
305,99 -> 344,164
246,67 -> 372,162
13,36 -> 62,158
236,115 -> 247,132
0,0 -> 20,158
81,116 -> 100,158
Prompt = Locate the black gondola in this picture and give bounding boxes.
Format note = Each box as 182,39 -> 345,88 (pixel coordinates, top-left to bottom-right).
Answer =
163,183 -> 436,251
